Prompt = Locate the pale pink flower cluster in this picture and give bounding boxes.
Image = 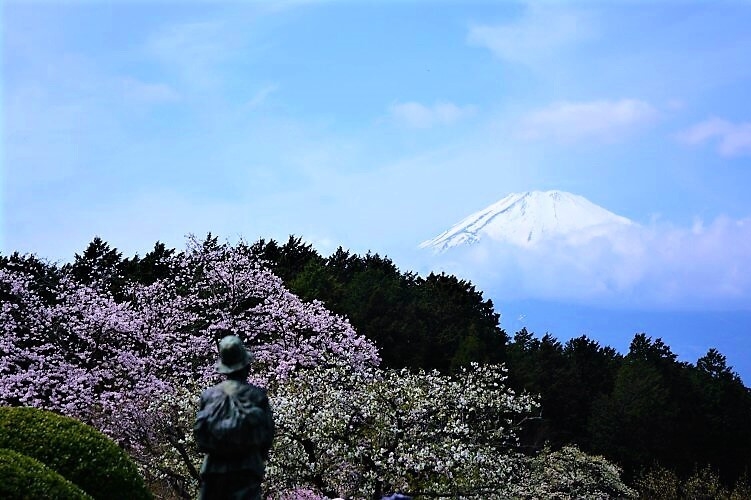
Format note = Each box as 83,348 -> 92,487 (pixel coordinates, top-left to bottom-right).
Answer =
0,238 -> 379,486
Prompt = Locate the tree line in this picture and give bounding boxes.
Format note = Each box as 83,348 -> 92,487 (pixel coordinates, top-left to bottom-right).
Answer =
2,234 -> 750,493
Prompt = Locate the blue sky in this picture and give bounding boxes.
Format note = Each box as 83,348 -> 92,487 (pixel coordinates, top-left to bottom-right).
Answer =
3,2 -> 751,375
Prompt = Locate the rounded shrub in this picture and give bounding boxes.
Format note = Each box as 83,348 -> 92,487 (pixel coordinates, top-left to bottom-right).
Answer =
0,448 -> 92,499
0,406 -> 151,500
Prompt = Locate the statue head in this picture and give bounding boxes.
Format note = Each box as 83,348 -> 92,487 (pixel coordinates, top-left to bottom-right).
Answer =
215,335 -> 254,374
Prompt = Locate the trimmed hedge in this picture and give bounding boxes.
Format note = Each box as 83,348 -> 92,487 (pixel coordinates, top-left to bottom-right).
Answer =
0,406 -> 151,500
0,448 -> 92,499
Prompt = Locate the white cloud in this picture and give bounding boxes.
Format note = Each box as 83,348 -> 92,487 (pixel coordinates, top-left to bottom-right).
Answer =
119,77 -> 180,102
389,101 -> 476,129
426,216 -> 751,310
145,21 -> 238,89
519,99 -> 659,143
677,118 -> 751,157
666,99 -> 686,111
246,84 -> 279,109
466,4 -> 595,65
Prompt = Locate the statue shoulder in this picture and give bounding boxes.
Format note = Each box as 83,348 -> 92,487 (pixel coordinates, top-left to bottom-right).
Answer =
239,383 -> 270,404
200,382 -> 229,402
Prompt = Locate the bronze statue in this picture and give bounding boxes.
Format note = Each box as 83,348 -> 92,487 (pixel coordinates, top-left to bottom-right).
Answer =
194,335 -> 275,500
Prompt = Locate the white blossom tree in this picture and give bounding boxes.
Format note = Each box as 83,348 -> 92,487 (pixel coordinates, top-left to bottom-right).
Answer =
511,445 -> 637,499
264,362 -> 539,499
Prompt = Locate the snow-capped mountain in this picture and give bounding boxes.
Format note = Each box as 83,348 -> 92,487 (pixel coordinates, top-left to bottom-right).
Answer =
420,190 -> 634,253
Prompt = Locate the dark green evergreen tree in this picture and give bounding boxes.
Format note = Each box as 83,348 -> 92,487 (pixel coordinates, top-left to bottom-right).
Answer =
67,237 -> 124,283
121,241 -> 177,286
0,252 -> 62,305
691,348 -> 751,484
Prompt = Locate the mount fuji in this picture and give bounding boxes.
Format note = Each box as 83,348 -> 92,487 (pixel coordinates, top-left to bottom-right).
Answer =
415,190 -> 751,385
420,190 -> 635,253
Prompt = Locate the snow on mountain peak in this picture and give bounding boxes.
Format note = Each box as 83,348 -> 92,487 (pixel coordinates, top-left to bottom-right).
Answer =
419,190 -> 634,253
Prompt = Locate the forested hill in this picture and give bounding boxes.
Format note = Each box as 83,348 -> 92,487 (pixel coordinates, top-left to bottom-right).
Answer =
3,234 -> 751,491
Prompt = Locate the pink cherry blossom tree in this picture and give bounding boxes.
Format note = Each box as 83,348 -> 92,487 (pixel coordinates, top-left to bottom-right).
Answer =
1,236 -> 379,496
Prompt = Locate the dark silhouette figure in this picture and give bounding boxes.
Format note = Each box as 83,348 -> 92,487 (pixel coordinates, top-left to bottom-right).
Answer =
194,335 -> 275,500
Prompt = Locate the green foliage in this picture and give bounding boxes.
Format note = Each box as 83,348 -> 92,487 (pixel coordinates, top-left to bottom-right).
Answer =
506,331 -> 621,449
251,236 -> 324,284
729,473 -> 751,500
588,357 -> 676,471
683,466 -> 728,499
121,241 -> 177,286
0,448 -> 92,499
416,272 -> 507,371
63,237 -> 127,297
252,237 -> 506,372
505,329 -> 751,491
634,464 -> 751,500
584,335 -> 751,484
633,463 -> 681,499
0,407 -> 151,500
692,349 -> 751,483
